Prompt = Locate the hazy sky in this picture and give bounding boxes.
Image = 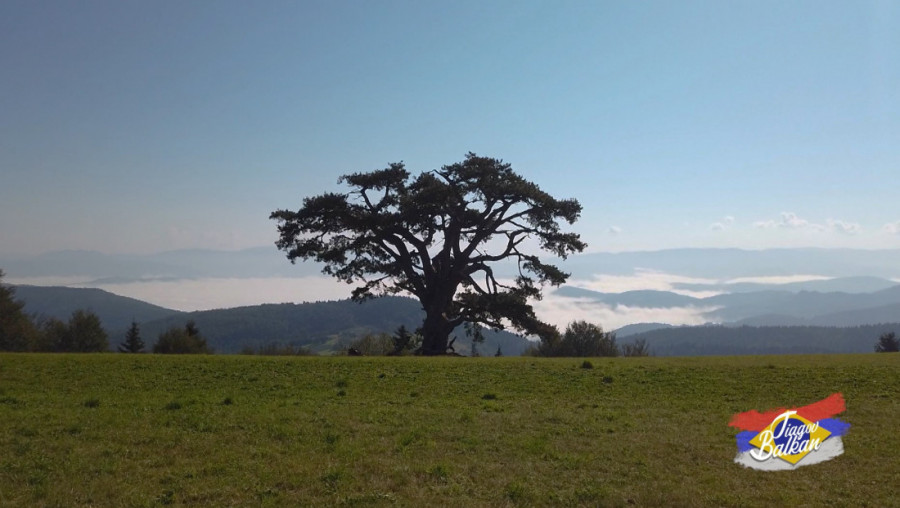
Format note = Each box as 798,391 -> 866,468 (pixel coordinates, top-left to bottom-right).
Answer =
2,1 -> 898,257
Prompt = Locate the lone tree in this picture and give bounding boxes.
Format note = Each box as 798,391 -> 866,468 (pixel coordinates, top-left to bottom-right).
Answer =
119,320 -> 145,353
875,331 -> 899,353
271,153 -> 586,355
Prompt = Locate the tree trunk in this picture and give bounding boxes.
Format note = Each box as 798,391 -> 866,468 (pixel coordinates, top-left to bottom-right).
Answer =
419,306 -> 454,355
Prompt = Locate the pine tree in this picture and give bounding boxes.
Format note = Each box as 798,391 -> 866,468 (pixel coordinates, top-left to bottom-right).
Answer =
0,269 -> 39,351
118,320 -> 145,353
389,325 -> 420,355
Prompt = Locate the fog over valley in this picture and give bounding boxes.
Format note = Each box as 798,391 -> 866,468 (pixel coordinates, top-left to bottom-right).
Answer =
5,247 -> 899,334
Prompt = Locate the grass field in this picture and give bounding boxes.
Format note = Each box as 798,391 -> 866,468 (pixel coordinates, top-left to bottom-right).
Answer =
0,353 -> 897,507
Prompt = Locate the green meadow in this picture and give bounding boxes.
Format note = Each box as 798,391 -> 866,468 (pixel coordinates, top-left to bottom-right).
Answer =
0,353 -> 897,507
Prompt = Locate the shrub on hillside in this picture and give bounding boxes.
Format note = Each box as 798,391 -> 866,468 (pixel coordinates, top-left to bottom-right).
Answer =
532,321 -> 618,357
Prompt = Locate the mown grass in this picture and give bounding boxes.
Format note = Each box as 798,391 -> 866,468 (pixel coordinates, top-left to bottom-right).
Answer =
0,353 -> 897,507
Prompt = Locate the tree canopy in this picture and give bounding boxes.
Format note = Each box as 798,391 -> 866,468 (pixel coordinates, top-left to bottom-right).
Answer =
35,310 -> 109,352
271,153 -> 586,354
534,320 -> 619,357
875,331 -> 899,353
153,321 -> 212,354
0,270 -> 39,351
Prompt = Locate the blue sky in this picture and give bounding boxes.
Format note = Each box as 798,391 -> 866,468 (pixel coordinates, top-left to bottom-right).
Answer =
2,0 -> 898,257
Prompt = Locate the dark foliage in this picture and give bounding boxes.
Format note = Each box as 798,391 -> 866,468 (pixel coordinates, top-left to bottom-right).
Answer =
0,270 -> 39,351
31,310 -> 109,352
153,321 -> 212,354
118,320 -> 145,353
621,338 -> 651,357
389,325 -> 420,355
137,297 -> 532,355
348,333 -> 394,356
66,310 -> 109,352
272,153 -> 586,354
240,342 -> 314,356
875,331 -> 899,352
631,324 -> 900,356
534,320 -> 618,357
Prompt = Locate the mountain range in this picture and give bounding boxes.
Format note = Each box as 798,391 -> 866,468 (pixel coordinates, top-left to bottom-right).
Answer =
555,280 -> 900,329
4,247 -> 900,356
0,247 -> 317,280
622,323 -> 899,356
4,247 -> 900,281
12,286 -> 531,356
10,279 -> 900,357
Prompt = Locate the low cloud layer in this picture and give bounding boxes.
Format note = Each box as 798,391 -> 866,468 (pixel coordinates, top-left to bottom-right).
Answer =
565,270 -> 720,298
7,270 -> 845,334
77,277 -> 352,312
532,297 -> 716,332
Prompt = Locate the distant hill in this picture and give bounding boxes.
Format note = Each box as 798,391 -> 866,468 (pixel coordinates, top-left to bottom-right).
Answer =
556,283 -> 900,327
672,276 -> 899,295
810,303 -> 900,327
613,323 -> 674,337
558,248 -> 900,279
731,314 -> 811,327
5,247 -> 900,281
11,286 -> 533,355
0,247 -> 321,279
13,285 -> 182,331
138,296 -> 533,356
705,285 -> 900,322
628,323 -> 900,356
12,272 -> 900,356
554,287 -> 697,307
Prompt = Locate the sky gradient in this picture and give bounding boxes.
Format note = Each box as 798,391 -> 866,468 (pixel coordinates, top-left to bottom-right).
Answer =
2,1 -> 898,257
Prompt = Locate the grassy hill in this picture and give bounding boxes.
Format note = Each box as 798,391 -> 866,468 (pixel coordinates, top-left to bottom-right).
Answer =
0,353 -> 896,506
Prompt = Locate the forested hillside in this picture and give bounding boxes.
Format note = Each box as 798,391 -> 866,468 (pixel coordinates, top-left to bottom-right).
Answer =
628,323 -> 900,356
12,284 -> 899,357
14,285 -> 182,330
10,286 -> 533,355
138,296 -> 533,355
